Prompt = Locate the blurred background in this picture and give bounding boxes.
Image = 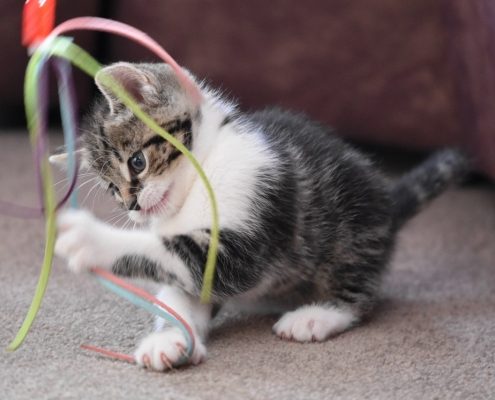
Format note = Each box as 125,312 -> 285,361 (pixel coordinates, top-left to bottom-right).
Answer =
0,0 -> 494,178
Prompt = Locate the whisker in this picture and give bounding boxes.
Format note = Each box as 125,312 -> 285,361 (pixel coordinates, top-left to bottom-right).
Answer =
77,176 -> 100,190
80,181 -> 102,206
112,213 -> 129,227
122,217 -> 132,230
105,211 -> 128,224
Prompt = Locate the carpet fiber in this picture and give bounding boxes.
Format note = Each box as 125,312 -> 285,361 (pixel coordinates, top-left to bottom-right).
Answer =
1,132 -> 494,399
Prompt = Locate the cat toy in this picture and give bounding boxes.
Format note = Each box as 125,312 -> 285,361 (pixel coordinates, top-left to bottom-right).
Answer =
5,0 -> 220,366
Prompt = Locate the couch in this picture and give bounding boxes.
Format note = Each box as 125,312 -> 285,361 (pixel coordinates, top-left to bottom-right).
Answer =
1,0 -> 494,178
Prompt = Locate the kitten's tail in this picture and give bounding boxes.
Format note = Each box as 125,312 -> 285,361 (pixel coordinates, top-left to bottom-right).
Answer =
391,148 -> 471,229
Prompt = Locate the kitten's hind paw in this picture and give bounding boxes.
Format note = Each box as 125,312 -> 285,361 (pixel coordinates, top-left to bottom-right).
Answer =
135,327 -> 206,371
273,305 -> 357,342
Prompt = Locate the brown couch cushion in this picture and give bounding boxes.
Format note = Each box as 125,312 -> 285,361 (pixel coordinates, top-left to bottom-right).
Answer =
107,0 -> 495,179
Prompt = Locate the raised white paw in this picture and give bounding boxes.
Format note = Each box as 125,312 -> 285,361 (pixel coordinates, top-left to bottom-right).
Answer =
55,209 -> 113,273
134,327 -> 206,371
273,306 -> 356,342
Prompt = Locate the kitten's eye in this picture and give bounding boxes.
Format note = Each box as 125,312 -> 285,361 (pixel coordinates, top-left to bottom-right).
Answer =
128,151 -> 146,174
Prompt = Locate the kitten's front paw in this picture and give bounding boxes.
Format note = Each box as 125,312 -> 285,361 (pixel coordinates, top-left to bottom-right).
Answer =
55,209 -> 111,273
135,327 -> 206,371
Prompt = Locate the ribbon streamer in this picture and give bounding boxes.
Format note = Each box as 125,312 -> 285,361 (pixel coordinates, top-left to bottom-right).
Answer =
7,52 -> 57,351
9,18 -> 219,360
0,57 -> 79,218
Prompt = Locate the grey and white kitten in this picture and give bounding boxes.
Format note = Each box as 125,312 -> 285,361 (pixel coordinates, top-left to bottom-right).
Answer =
53,62 -> 469,370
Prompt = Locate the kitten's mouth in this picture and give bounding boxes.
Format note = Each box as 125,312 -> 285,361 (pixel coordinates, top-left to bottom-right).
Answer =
142,189 -> 171,216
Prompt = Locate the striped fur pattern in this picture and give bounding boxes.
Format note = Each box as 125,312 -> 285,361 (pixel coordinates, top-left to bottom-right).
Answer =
54,62 -> 469,370
391,148 -> 470,229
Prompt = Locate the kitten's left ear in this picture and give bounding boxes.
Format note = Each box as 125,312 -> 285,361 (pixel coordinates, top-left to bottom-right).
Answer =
95,63 -> 157,114
49,149 -> 88,170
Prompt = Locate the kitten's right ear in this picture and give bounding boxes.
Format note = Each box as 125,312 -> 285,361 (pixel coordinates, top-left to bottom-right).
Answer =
95,63 -> 157,114
49,149 -> 88,170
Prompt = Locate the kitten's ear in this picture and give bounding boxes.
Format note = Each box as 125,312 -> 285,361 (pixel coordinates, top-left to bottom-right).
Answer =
95,63 -> 156,114
49,149 -> 88,170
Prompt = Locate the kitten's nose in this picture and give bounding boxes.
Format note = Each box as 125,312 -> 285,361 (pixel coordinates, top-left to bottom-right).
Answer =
128,199 -> 141,211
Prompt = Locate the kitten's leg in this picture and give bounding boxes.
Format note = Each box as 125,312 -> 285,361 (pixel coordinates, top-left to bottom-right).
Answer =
135,285 -> 210,371
273,304 -> 357,342
55,209 -> 212,370
55,209 -> 196,291
55,208 -> 265,298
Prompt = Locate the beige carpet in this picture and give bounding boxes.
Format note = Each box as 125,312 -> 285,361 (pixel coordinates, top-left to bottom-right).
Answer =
1,132 -> 494,399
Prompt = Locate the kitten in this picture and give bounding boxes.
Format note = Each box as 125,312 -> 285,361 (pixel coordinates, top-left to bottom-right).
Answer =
53,62 -> 469,370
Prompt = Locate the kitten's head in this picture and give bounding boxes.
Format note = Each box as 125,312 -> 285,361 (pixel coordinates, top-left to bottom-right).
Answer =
55,62 -> 202,222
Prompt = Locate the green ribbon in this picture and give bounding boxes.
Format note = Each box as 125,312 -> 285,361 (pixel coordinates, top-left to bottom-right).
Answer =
8,36 -> 219,351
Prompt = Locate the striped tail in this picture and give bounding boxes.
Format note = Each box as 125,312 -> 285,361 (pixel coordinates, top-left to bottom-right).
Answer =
391,148 -> 471,229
